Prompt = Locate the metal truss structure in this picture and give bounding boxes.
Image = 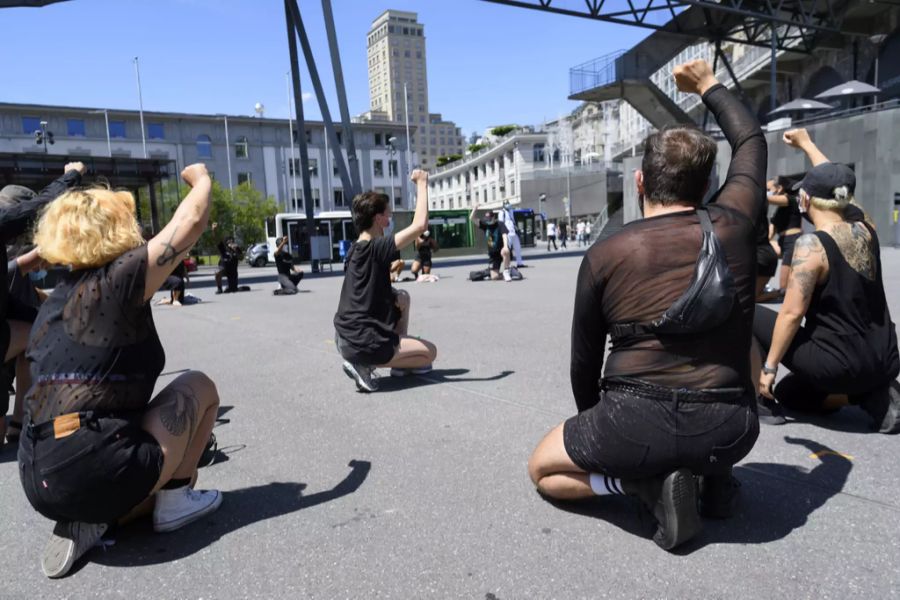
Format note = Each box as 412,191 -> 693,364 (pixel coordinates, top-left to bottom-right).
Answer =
482,0 -> 849,53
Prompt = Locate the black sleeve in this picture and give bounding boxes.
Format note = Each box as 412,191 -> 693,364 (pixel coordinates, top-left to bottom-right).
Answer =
106,245 -> 149,307
477,220 -> 487,231
499,222 -> 509,236
0,170 -> 81,243
570,255 -> 608,413
702,84 -> 767,222
217,241 -> 227,256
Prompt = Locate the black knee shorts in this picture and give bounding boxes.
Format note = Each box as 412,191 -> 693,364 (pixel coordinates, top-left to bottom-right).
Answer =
780,233 -> 800,265
757,243 -> 778,278
488,251 -> 502,272
563,379 -> 759,479
334,332 -> 397,367
18,413 -> 163,524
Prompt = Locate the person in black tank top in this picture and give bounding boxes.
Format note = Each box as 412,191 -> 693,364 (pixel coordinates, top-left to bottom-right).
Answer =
768,175 -> 803,294
754,129 -> 900,433
411,230 -> 437,278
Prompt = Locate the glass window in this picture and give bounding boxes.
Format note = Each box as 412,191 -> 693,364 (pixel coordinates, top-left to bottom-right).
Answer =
109,120 -> 126,138
22,116 -> 41,135
147,123 -> 164,139
373,159 -> 384,177
532,143 -> 545,163
309,158 -> 318,176
288,158 -> 301,175
237,172 -> 252,186
313,188 -> 321,209
235,136 -> 249,159
333,188 -> 345,207
403,27 -> 409,34
67,119 -> 85,137
375,133 -> 382,146
389,160 -> 398,176
197,134 -> 212,158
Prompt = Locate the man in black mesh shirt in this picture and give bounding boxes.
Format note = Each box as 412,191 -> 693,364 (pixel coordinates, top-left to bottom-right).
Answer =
527,60 -> 765,550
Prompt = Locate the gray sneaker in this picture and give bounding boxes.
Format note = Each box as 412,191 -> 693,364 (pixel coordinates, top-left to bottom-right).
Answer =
42,521 -> 108,579
343,361 -> 378,392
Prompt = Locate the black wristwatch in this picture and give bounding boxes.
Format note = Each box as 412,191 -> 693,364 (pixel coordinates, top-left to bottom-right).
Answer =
762,363 -> 778,376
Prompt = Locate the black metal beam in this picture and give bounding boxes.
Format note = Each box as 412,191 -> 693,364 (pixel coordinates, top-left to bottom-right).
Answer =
481,0 -> 842,51
285,0 -> 318,272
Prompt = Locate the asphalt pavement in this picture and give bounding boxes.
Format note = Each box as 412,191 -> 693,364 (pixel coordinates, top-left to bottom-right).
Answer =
1,243 -> 899,599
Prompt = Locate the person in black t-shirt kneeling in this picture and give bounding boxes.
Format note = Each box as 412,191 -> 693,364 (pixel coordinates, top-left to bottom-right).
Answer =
273,236 -> 304,295
469,205 -> 512,281
333,170 -> 437,392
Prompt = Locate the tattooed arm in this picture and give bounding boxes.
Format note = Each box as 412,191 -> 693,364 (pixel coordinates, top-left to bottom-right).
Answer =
144,163 -> 212,301
759,234 -> 828,398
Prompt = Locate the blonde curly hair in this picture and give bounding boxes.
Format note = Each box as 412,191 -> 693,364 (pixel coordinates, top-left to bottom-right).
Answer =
33,187 -> 144,269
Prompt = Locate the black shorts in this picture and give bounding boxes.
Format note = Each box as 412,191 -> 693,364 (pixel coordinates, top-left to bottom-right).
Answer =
18,413 -> 163,524
756,243 -> 778,277
563,379 -> 759,479
415,258 -> 432,268
780,233 -> 800,265
488,250 -> 502,272
334,332 -> 397,367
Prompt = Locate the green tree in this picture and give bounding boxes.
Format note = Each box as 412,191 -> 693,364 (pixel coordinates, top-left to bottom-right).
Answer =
490,125 -> 517,137
436,153 -> 463,167
467,143 -> 488,154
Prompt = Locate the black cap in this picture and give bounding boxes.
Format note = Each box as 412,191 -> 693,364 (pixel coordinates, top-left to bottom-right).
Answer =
793,162 -> 856,199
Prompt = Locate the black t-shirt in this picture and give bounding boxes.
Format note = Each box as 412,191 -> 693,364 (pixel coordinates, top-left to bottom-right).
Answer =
416,238 -> 434,262
218,241 -> 240,267
478,219 -> 508,255
771,194 -> 801,233
333,236 -> 401,355
274,248 -> 294,275
25,245 -> 165,424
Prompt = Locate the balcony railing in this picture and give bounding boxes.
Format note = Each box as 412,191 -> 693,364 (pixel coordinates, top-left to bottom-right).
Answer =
569,50 -> 626,96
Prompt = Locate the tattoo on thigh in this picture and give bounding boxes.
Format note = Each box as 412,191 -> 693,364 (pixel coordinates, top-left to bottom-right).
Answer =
159,385 -> 199,437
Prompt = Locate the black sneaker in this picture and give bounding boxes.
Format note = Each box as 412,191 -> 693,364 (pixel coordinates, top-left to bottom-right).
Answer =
622,469 -> 702,551
342,361 -> 378,393
855,380 -> 900,434
698,474 -> 741,519
757,395 -> 786,425
198,433 -> 217,468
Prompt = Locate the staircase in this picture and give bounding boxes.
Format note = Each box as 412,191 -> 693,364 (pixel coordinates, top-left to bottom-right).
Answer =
594,208 -> 625,243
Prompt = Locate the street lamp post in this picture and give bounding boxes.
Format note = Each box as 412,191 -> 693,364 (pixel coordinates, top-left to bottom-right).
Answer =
870,34 -> 888,104
34,120 -> 54,154
538,193 -> 546,233
89,109 -> 112,157
388,136 -> 397,207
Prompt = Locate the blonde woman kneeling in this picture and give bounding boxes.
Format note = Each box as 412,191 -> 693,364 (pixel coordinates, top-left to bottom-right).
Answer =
18,163 -> 222,578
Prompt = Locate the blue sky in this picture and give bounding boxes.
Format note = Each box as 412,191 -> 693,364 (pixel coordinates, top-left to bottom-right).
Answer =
0,0 -> 650,136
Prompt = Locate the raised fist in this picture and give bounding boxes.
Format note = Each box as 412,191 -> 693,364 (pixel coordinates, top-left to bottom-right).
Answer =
64,161 -> 86,175
410,169 -> 428,184
673,60 -> 717,96
181,163 -> 210,187
782,128 -> 812,149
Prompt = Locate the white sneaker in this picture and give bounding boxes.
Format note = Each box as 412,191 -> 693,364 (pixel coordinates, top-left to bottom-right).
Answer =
502,269 -> 512,282
153,486 -> 223,533
42,521 -> 108,579
342,361 -> 378,392
389,368 -> 409,377
410,365 -> 433,375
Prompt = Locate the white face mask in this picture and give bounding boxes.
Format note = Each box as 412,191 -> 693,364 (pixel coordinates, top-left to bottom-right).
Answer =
383,217 -> 394,235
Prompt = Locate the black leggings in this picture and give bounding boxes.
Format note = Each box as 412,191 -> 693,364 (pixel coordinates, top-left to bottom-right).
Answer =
754,305 -> 870,410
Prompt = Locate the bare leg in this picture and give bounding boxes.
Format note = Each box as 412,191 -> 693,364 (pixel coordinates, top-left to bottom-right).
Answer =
11,352 -> 29,424
410,260 -> 422,277
214,269 -> 223,291
393,289 -> 410,336
141,370 -> 220,492
779,265 -> 792,292
422,265 -> 431,274
380,336 -> 437,370
528,423 -> 593,500
4,320 -> 30,362
501,247 -> 511,272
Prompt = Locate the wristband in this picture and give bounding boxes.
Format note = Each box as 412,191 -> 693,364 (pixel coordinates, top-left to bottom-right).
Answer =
762,363 -> 778,376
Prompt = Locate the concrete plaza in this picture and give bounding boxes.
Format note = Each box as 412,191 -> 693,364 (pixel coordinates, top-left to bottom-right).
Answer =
1,245 -> 899,599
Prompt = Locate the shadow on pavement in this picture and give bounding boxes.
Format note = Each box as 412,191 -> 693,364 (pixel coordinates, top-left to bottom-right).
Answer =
780,405 -> 874,435
374,369 -> 514,391
542,437 -> 852,552
92,459 -> 371,568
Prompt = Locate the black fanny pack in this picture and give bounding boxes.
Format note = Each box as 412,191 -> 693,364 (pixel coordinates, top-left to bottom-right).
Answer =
611,208 -> 736,338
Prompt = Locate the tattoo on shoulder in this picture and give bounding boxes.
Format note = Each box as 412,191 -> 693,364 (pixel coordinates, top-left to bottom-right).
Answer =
155,226 -> 190,267
831,222 -> 875,279
790,234 -> 825,269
